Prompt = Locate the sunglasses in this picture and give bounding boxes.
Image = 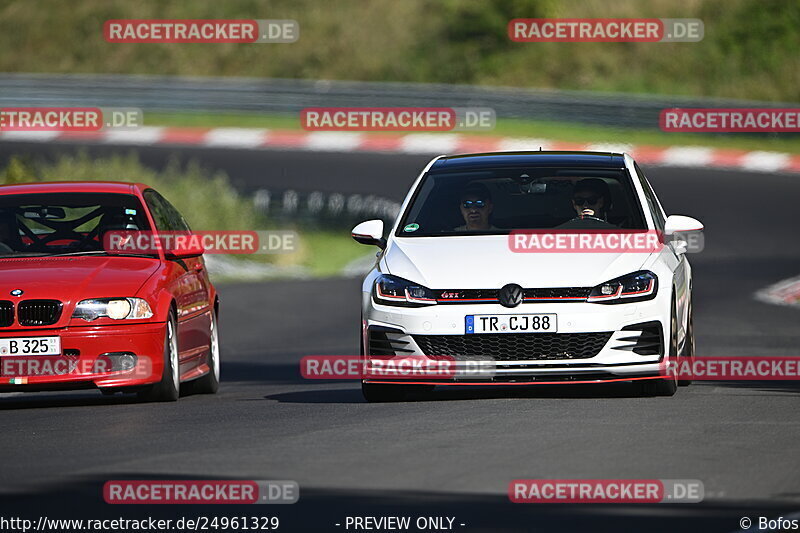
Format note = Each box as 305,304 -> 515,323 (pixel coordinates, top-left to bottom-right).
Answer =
572,195 -> 601,206
462,200 -> 487,209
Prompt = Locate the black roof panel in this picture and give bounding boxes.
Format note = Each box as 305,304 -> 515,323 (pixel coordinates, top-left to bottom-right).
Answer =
430,151 -> 626,171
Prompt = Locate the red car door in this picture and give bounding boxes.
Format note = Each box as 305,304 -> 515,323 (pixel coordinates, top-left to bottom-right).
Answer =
142,189 -> 212,374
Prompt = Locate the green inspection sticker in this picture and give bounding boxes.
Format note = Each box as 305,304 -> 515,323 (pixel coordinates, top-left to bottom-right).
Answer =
404,223 -> 420,232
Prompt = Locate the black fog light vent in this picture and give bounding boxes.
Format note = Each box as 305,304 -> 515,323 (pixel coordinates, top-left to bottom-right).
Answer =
614,321 -> 663,356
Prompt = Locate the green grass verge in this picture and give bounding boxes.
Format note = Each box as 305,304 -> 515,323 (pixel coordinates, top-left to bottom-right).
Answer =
1,0 -> 798,102
0,152 -> 370,281
300,231 -> 372,278
146,111 -> 800,155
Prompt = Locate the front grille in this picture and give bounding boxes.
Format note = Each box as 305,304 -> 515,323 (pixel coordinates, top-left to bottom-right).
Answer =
436,289 -> 498,302
524,287 -> 592,299
413,332 -> 613,361
435,287 -> 591,303
0,301 -> 13,327
17,300 -> 63,326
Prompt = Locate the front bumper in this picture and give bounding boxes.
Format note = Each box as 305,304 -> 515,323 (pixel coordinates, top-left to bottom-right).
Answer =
363,296 -> 669,384
0,322 -> 166,391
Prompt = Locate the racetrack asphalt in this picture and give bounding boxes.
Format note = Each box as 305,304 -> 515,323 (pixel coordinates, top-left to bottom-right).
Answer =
0,141 -> 799,532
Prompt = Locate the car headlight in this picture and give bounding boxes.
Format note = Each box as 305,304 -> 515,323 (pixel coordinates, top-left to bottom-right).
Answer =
373,274 -> 437,307
587,271 -> 657,304
72,298 -> 154,321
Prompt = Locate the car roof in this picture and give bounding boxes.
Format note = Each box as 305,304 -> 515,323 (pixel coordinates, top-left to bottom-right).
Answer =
0,181 -> 149,196
430,151 -> 627,171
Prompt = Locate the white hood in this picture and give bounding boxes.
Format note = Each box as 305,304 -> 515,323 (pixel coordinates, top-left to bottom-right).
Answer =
383,235 -> 652,289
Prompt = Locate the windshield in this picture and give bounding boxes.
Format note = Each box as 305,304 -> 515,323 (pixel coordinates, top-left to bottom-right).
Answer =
396,167 -> 647,237
0,192 -> 152,258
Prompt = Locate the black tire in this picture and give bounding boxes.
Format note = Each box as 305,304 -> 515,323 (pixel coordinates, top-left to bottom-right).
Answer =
191,311 -> 220,394
639,298 -> 679,397
138,311 -> 180,402
678,300 -> 695,386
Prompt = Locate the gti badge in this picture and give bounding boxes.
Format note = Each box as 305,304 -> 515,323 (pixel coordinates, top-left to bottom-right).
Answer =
10,289 -> 23,297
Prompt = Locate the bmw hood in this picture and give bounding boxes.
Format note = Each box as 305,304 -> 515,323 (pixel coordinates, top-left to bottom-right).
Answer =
0,256 -> 160,303
383,236 -> 654,289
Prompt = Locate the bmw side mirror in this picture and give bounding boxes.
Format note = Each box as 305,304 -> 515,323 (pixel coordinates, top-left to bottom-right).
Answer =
165,243 -> 205,260
351,220 -> 386,249
664,215 -> 704,255
163,231 -> 206,259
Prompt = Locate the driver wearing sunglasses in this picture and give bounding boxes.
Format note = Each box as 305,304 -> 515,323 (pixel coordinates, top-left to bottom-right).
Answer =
455,182 -> 497,231
571,178 -> 611,221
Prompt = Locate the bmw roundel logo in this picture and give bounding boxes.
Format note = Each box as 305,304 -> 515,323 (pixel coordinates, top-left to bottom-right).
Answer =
10,289 -> 23,297
499,283 -> 523,308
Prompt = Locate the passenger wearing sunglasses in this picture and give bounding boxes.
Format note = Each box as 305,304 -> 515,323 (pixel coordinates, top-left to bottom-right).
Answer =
455,183 -> 497,231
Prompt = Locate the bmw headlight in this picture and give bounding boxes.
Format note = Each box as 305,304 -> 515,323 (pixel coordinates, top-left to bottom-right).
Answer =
72,298 -> 154,321
587,271 -> 657,304
373,274 -> 437,307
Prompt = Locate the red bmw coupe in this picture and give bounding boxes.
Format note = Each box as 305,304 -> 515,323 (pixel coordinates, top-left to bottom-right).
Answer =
0,181 -> 219,401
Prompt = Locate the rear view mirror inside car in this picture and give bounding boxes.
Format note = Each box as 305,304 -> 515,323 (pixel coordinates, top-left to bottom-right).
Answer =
22,207 -> 67,219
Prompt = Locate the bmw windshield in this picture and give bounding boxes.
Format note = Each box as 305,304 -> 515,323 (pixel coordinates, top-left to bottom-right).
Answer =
0,192 -> 152,258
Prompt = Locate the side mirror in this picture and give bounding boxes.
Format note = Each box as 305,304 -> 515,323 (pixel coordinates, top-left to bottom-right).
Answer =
164,232 -> 205,259
351,220 -> 386,249
166,246 -> 204,260
664,215 -> 704,255
664,215 -> 703,234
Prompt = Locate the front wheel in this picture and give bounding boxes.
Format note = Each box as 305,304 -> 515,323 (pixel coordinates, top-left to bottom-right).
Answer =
678,300 -> 695,386
639,298 -> 679,397
138,311 -> 180,402
191,311 -> 220,394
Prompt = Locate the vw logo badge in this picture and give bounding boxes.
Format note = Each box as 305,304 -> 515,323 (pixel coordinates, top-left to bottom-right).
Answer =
499,283 -> 523,308
10,289 -> 23,297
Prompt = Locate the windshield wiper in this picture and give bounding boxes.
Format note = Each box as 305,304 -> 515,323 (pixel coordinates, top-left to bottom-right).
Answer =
35,250 -> 160,259
0,253 -> 51,258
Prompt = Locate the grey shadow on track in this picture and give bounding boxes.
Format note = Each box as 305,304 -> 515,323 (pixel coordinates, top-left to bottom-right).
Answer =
265,381 -> 675,404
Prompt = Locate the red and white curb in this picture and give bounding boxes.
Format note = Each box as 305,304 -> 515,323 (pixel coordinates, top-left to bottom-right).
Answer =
2,127 -> 799,173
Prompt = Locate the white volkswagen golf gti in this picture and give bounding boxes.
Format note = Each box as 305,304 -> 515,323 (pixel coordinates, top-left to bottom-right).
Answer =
352,152 -> 702,402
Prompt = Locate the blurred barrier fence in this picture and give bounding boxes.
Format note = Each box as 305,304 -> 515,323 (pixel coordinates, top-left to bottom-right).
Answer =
252,188 -> 401,228
0,73 -> 792,129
